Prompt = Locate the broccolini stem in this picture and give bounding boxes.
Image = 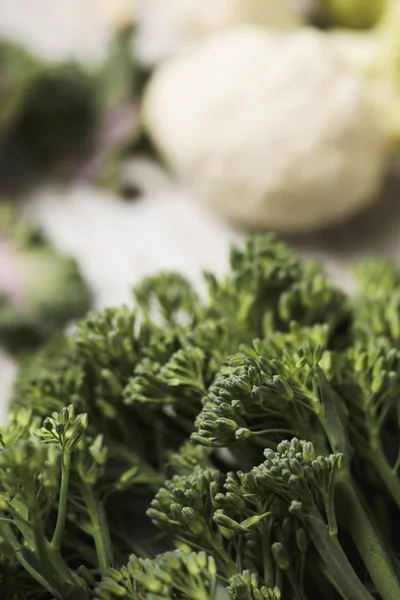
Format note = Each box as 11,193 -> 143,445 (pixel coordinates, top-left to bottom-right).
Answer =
325,470 -> 339,537
260,520 -> 274,588
83,486 -> 113,576
51,450 -> 71,550
0,521 -> 87,600
337,476 -> 400,600
304,512 -> 374,600
370,448 -> 400,510
0,521 -> 59,597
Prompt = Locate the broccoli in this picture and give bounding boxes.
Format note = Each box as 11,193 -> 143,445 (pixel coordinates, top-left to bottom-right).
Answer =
0,202 -> 91,353
1,235 -> 400,600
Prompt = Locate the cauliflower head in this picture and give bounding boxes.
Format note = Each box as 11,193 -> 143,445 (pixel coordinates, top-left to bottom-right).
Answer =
143,26 -> 387,232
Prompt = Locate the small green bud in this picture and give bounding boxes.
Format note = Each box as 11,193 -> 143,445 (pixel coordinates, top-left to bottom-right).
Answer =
210,481 -> 220,500
187,553 -> 201,576
251,386 -> 263,405
289,501 -> 303,517
170,503 -> 182,521
191,433 -> 214,447
109,568 -> 123,582
79,413 -> 88,431
182,506 -> 196,524
302,442 -> 315,462
59,407 -> 70,425
175,541 -> 192,554
213,509 -> 241,531
56,423 -> 64,435
173,489 -> 186,504
77,565 -> 96,586
234,379 -> 252,394
185,489 -> 200,508
216,418 -> 238,431
116,467 -> 139,490
127,554 -> 142,574
270,360 -> 286,376
232,400 -> 246,415
235,428 -> 252,441
313,344 -> 324,363
282,517 -> 292,536
247,366 -> 259,382
207,555 -> 217,576
296,527 -> 308,553
67,404 -> 76,419
289,459 -> 303,476
138,575 -> 162,593
165,553 -> 180,571
226,492 -> 246,510
196,551 -> 207,570
272,375 -> 293,401
147,508 -> 170,523
240,570 -> 252,586
42,419 -> 53,433
271,542 -> 290,571
250,572 -> 259,589
101,578 -> 127,596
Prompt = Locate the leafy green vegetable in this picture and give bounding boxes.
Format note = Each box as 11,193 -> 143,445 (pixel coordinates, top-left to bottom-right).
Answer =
1,234 -> 400,599
0,202 -> 91,353
0,29 -> 139,194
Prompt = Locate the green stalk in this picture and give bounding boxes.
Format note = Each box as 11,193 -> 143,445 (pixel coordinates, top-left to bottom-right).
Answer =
304,512 -> 374,600
337,475 -> 400,600
83,485 -> 113,576
0,520 -> 87,600
0,521 -> 59,597
51,450 -> 71,550
25,489 -> 78,595
260,520 -> 275,589
370,448 -> 400,510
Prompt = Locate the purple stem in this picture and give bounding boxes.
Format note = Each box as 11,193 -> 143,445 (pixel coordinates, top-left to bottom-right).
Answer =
78,100 -> 138,183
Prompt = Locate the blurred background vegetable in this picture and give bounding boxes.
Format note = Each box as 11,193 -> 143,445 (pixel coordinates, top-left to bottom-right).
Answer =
313,0 -> 386,29
327,0 -> 400,151
0,4 -> 139,195
142,0 -> 400,233
0,202 -> 91,354
142,26 -> 387,232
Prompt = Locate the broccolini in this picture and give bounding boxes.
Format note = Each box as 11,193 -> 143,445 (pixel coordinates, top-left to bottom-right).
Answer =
1,235 -> 400,600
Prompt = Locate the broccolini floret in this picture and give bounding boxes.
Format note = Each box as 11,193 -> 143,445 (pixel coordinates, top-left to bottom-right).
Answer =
2,235 -> 400,600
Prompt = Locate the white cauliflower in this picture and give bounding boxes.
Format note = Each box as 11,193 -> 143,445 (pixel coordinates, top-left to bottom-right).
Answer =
135,0 -> 302,66
143,26 -> 387,232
